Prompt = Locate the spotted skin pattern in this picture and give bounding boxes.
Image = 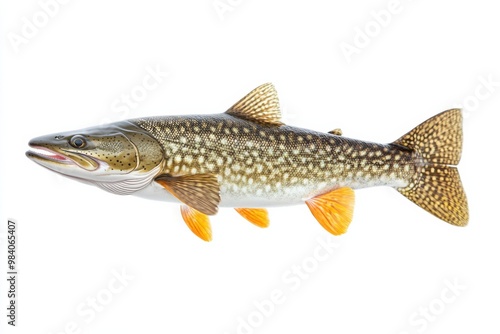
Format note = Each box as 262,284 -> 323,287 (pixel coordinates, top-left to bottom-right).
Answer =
132,114 -> 415,206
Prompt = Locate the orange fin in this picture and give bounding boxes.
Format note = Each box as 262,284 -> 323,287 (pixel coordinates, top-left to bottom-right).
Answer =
306,187 -> 355,235
155,174 -> 221,215
180,205 -> 212,242
235,208 -> 270,228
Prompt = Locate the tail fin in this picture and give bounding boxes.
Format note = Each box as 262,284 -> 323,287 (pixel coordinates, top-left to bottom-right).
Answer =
393,109 -> 469,226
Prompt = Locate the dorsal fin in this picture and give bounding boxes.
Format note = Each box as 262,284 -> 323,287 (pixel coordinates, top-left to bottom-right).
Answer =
226,83 -> 283,126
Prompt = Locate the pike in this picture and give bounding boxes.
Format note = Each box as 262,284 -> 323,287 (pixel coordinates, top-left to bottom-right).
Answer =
26,83 -> 468,241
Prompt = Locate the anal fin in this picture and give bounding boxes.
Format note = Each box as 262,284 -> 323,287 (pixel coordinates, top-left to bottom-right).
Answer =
306,187 -> 355,235
180,205 -> 212,242
235,208 -> 270,228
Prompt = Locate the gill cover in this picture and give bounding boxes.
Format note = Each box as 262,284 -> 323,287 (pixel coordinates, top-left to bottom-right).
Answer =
69,132 -> 139,173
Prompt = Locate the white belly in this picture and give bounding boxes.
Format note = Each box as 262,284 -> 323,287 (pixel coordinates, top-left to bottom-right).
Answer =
132,181 -> 328,208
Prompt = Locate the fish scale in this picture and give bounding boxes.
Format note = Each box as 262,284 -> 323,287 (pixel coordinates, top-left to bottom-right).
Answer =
26,83 -> 468,241
132,115 -> 414,206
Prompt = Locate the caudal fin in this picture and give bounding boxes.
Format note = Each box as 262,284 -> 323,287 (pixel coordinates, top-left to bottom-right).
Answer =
393,109 -> 469,226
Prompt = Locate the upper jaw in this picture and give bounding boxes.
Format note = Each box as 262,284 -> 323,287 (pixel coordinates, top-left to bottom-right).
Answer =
26,133 -> 71,162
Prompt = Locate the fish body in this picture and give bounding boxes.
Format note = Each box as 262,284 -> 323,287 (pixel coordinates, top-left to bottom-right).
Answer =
131,114 -> 413,206
27,83 -> 468,241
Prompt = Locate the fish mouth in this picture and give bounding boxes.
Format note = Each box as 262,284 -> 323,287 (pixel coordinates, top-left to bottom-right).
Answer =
26,144 -> 100,171
26,146 -> 74,164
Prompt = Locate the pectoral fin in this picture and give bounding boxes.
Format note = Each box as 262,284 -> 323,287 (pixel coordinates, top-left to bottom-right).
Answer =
235,208 -> 270,228
306,187 -> 355,235
180,205 -> 212,241
155,174 -> 221,215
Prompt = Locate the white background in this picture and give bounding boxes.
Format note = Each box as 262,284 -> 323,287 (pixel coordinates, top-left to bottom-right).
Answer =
1,0 -> 499,333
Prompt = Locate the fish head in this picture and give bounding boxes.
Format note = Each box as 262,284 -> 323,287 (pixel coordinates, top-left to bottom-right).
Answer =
26,121 -> 165,195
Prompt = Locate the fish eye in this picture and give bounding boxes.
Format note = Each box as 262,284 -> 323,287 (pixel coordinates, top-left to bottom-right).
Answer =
70,135 -> 87,149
